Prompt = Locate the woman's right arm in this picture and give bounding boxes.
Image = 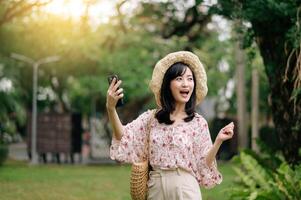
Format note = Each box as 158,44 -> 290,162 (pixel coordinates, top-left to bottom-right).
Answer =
106,78 -> 124,140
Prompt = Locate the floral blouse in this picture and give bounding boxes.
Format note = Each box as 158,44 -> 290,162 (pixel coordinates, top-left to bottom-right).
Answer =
110,109 -> 222,188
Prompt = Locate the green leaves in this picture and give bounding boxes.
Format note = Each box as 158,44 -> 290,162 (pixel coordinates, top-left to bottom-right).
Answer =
275,163 -> 301,199
229,151 -> 301,200
241,152 -> 273,189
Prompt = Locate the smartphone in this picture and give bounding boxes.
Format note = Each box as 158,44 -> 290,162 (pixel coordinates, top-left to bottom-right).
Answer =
107,75 -> 124,107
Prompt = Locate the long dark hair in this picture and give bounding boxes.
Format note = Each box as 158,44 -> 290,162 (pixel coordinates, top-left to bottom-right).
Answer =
155,62 -> 196,124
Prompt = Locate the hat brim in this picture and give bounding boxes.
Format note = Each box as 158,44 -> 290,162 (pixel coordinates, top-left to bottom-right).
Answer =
149,51 -> 207,107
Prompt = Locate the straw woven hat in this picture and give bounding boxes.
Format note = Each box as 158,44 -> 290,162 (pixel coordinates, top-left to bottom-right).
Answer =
149,51 -> 207,107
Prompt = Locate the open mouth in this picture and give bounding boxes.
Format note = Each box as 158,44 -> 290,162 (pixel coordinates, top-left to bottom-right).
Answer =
180,90 -> 190,97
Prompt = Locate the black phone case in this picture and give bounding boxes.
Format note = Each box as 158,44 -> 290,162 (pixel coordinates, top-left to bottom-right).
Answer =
108,75 -> 124,107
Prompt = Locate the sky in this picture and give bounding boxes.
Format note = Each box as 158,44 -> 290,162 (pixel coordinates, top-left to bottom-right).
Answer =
43,0 -> 118,25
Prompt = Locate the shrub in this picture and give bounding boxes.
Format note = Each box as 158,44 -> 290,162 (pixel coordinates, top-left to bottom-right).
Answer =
228,151 -> 301,200
0,144 -> 8,166
259,125 -> 281,152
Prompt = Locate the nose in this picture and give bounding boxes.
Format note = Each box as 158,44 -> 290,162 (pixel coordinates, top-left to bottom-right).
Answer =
182,79 -> 188,87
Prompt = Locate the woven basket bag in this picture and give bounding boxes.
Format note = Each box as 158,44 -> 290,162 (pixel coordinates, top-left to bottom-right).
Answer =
130,110 -> 155,200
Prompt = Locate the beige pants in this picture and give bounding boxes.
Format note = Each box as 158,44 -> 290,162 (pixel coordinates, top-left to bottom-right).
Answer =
147,168 -> 202,200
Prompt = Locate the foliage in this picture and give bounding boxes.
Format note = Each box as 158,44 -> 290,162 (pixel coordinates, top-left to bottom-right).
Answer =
212,0 -> 301,164
0,1 -> 237,117
0,0 -> 51,26
136,0 -> 271,118
259,125 -> 281,153
0,0 -> 272,144
67,76 -> 102,114
94,24 -> 187,102
1,12 -> 100,112
0,144 -> 8,165
0,56 -> 26,141
228,150 -> 301,200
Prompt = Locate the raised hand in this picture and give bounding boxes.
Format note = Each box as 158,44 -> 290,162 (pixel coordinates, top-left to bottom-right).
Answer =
106,78 -> 124,110
216,122 -> 234,142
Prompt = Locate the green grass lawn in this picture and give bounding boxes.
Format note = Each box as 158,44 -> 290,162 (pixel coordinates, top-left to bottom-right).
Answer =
201,161 -> 237,200
0,160 -> 236,200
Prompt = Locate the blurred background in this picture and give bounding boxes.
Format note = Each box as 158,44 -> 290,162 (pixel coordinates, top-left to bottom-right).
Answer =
0,0 -> 300,200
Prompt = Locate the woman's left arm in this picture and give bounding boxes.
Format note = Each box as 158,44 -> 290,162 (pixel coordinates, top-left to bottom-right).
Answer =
205,122 -> 234,167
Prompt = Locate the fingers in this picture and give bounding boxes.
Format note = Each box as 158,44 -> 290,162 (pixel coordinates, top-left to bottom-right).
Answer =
113,80 -> 122,92
226,122 -> 234,128
225,130 -> 234,136
109,78 -> 121,90
108,77 -> 117,90
219,122 -> 235,138
116,88 -> 124,96
223,122 -> 234,131
108,87 -> 123,98
216,122 -> 235,142
118,92 -> 124,98
108,78 -> 122,93
106,77 -> 124,108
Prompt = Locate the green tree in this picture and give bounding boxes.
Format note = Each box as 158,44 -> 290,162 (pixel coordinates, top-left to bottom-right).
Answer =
213,0 -> 301,164
90,1 -> 240,123
0,0 -> 51,27
0,0 -> 51,139
143,0 -> 300,164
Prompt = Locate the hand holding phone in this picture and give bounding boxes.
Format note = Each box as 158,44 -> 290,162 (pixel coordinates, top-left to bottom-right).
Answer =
107,75 -> 124,107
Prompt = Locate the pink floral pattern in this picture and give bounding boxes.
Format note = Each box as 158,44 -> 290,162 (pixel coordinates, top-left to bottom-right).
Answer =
110,110 -> 222,188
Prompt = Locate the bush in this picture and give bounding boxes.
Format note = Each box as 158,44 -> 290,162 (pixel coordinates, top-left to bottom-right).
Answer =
0,144 -> 8,166
259,125 -> 281,152
228,151 -> 301,200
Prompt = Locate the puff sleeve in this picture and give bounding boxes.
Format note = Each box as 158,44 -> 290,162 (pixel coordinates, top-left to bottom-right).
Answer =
110,110 -> 153,163
193,117 -> 222,188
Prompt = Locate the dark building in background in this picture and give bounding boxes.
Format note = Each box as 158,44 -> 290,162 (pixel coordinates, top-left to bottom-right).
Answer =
27,113 -> 82,163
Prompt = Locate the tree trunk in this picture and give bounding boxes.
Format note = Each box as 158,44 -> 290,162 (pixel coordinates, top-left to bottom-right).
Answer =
251,68 -> 259,152
235,23 -> 248,149
253,21 -> 301,165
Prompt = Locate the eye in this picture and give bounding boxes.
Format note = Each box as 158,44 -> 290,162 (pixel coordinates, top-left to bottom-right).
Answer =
188,77 -> 193,81
175,77 -> 183,81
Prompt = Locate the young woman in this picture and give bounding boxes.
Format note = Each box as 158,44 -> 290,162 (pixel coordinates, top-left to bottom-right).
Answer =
107,51 -> 234,200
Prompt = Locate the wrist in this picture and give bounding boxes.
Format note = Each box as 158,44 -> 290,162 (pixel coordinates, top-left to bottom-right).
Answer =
106,104 -> 115,112
214,138 -> 223,146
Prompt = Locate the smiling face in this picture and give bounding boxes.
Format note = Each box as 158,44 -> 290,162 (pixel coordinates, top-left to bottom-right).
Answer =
170,67 -> 195,105
159,62 -> 196,112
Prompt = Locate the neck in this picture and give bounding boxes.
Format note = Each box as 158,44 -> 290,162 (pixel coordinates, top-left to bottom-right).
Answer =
172,103 -> 186,116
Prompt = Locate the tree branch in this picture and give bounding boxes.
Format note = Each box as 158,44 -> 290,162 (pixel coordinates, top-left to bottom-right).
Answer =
0,0 -> 52,27
116,0 -> 128,34
2,0 -> 26,20
162,4 -> 211,39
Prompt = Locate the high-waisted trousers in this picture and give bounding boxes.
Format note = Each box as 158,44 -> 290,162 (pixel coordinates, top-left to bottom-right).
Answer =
147,168 -> 202,200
